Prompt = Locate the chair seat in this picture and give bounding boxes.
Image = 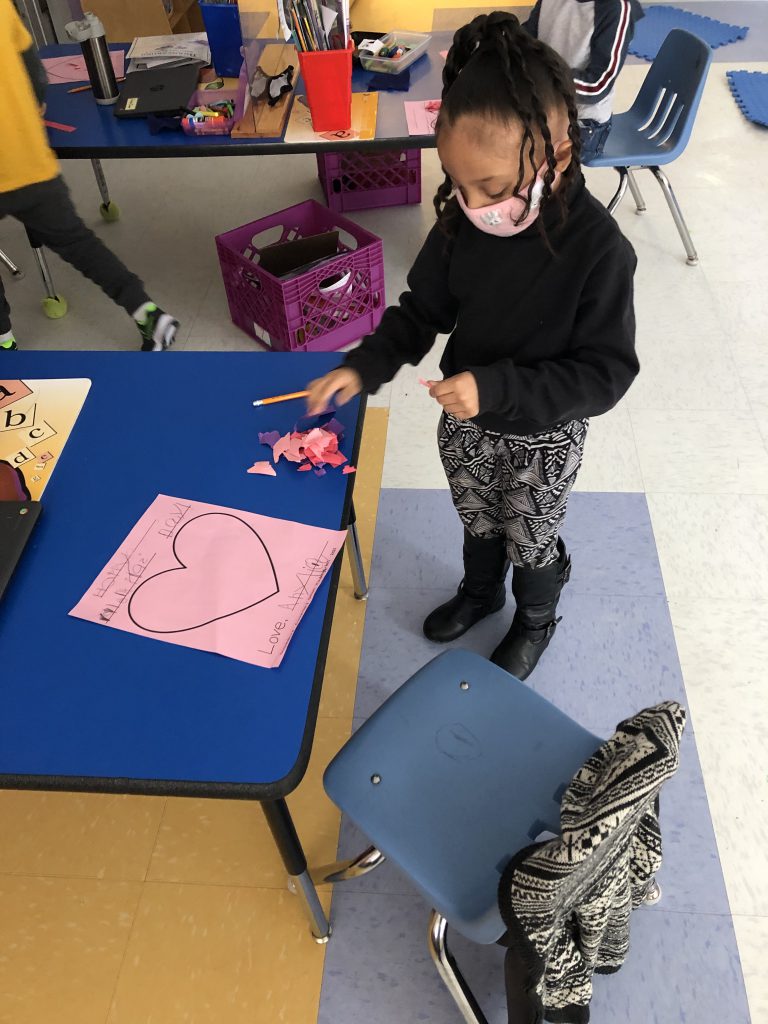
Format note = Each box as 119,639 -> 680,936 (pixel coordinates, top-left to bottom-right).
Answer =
324,650 -> 601,944
585,112 -> 682,167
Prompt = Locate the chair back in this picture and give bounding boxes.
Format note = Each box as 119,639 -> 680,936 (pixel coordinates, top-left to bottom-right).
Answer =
625,29 -> 712,157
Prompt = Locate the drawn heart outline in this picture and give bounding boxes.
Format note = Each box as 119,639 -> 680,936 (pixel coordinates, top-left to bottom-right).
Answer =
128,513 -> 279,634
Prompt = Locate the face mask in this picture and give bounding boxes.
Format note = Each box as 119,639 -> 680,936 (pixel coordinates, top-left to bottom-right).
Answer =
455,164 -> 557,237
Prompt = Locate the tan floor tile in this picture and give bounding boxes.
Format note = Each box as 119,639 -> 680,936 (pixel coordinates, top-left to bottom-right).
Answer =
147,716 -> 351,887
0,791 -> 165,881
106,882 -> 329,1024
0,876 -> 141,1024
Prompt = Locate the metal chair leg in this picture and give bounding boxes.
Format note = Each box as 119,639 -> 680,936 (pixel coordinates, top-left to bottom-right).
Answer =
346,502 -> 368,600
428,911 -> 489,1024
642,877 -> 662,905
0,248 -> 23,279
650,166 -> 699,265
606,167 -> 629,215
626,169 -> 647,213
310,844 -> 386,885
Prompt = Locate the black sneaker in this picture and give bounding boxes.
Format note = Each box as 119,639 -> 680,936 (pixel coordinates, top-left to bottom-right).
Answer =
137,304 -> 178,352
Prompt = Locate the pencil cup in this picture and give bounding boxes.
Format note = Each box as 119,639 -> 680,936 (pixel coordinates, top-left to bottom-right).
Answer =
297,42 -> 353,132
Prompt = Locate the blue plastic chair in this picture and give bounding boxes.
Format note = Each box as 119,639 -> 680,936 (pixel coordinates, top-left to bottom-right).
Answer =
584,29 -> 712,265
319,650 -> 610,1024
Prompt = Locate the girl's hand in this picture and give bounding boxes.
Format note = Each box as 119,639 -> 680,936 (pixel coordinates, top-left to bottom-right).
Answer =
427,372 -> 480,420
306,367 -> 363,414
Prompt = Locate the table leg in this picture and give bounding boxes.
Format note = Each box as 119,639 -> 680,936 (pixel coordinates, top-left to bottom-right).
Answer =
91,159 -> 120,222
0,247 -> 23,279
346,502 -> 368,601
261,798 -> 331,943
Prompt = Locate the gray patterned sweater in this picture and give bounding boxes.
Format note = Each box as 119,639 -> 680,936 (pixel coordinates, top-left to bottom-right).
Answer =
498,701 -> 685,1023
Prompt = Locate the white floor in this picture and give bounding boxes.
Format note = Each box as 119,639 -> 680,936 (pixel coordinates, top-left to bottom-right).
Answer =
3,60 -> 767,1022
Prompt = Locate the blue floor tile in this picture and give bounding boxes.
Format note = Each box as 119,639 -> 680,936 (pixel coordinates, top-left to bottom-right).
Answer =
371,490 -> 665,597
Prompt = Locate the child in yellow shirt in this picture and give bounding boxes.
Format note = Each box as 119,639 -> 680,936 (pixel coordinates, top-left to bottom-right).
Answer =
0,0 -> 178,351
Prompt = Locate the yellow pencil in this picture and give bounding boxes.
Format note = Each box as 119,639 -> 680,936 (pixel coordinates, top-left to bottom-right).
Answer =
68,77 -> 125,94
252,390 -> 310,407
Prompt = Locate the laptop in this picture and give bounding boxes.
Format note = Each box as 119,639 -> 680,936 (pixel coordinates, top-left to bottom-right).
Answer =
0,501 -> 42,602
114,63 -> 203,118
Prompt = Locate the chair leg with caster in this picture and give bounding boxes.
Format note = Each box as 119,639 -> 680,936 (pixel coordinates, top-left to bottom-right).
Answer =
650,166 -> 699,265
428,910 -> 489,1024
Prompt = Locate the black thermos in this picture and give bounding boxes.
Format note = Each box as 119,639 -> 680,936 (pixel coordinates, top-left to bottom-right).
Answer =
65,12 -> 119,105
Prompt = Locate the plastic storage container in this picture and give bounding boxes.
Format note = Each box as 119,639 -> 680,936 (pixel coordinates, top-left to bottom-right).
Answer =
200,2 -> 244,78
317,149 -> 421,212
181,86 -> 239,136
358,31 -> 431,74
215,200 -> 385,352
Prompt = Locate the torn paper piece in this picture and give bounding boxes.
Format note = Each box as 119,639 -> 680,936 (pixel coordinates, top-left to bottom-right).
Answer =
258,430 -> 282,447
342,465 -> 357,474
247,461 -> 277,476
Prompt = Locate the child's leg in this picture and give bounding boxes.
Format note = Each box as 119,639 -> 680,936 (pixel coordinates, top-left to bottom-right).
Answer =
7,177 -> 177,350
491,419 -> 589,679
423,413 -> 510,643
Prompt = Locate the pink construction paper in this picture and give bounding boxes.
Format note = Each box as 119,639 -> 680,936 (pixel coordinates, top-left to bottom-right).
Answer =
69,494 -> 347,669
43,51 -> 125,84
418,377 -> 431,387
440,49 -> 448,59
247,461 -> 276,476
404,99 -> 441,136
342,465 -> 356,474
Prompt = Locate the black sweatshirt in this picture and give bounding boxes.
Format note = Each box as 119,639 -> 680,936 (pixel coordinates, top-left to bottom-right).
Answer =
344,174 -> 639,435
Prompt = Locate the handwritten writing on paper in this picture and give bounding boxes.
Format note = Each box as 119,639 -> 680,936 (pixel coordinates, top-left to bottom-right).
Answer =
70,495 -> 347,668
404,99 -> 441,136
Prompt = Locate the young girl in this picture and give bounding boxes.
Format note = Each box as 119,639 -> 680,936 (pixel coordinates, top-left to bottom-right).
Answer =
307,11 -> 639,680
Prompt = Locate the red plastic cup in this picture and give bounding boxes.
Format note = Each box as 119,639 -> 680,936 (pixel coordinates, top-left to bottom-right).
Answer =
297,41 -> 353,133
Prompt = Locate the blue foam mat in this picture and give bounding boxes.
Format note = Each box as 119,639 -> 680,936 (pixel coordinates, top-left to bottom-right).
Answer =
727,69 -> 768,127
629,5 -> 749,61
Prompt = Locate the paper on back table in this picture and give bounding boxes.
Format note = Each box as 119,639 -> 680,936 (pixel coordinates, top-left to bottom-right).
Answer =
70,494 -> 347,669
42,51 -> 125,84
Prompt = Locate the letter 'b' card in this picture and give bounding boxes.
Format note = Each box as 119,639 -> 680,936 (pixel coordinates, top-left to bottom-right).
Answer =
70,494 -> 346,668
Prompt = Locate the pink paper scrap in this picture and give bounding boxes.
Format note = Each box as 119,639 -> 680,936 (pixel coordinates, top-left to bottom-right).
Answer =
247,461 -> 277,476
69,494 -> 347,669
404,99 -> 441,136
440,49 -> 448,59
42,50 -> 125,85
418,378 -> 430,387
342,465 -> 357,474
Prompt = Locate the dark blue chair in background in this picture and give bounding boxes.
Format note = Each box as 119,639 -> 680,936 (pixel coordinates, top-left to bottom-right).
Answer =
585,29 -> 712,265
316,651 -> 631,1024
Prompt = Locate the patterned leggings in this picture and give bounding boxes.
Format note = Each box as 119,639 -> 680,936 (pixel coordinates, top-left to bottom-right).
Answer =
438,413 -> 589,569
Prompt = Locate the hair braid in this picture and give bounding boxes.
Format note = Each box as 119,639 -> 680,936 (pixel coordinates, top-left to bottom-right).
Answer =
433,11 -> 582,243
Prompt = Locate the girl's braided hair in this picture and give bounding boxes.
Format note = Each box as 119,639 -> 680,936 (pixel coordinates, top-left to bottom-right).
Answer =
434,11 -> 581,239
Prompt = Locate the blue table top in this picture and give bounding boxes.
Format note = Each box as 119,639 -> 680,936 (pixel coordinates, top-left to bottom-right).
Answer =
41,38 -> 449,158
0,351 -> 363,799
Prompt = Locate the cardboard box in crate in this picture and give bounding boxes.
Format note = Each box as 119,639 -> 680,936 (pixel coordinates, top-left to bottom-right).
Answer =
317,149 -> 421,213
216,200 -> 385,351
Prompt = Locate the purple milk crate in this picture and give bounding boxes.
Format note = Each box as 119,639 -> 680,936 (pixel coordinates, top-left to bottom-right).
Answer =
317,148 -> 422,213
215,200 -> 385,352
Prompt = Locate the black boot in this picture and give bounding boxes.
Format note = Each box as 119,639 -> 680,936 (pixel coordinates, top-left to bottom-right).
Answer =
423,531 -> 510,643
491,539 -> 571,680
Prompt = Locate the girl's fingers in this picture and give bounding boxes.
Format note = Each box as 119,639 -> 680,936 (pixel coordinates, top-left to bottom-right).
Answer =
337,382 -> 361,405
